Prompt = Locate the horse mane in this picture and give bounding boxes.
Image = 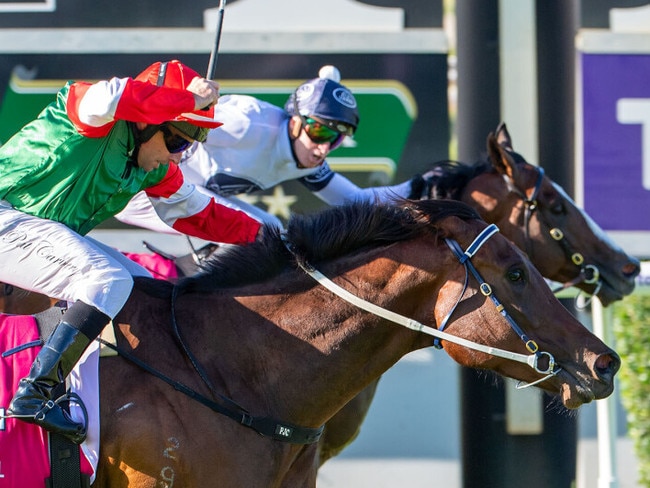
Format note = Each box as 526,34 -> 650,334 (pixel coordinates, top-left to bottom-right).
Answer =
179,199 -> 480,293
425,147 -> 530,200
424,159 -> 491,200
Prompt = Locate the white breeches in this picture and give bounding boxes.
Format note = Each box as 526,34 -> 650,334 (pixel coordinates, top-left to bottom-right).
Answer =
0,202 -> 151,318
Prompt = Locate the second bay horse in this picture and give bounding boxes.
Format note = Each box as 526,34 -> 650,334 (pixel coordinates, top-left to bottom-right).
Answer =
416,123 -> 640,306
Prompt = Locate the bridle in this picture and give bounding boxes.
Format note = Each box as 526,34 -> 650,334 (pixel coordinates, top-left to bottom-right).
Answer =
282,223 -> 561,390
507,165 -> 602,308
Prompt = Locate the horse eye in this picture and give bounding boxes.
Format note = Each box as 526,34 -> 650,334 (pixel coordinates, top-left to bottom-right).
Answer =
550,201 -> 565,215
507,268 -> 525,282
543,196 -> 565,215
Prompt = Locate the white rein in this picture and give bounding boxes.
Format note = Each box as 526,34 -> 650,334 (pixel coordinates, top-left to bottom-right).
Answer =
282,224 -> 560,389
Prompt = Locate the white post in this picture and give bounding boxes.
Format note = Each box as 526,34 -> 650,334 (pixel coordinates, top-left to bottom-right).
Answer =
592,297 -> 619,488
498,0 -> 539,160
499,0 -> 545,436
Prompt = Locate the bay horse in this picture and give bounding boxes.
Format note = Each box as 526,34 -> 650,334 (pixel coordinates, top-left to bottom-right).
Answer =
92,199 -> 619,487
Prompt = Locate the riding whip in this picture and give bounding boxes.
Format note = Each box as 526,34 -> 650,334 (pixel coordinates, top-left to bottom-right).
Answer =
206,0 -> 226,79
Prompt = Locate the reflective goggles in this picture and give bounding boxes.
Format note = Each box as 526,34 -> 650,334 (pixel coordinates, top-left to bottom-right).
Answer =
301,117 -> 349,150
160,124 -> 193,154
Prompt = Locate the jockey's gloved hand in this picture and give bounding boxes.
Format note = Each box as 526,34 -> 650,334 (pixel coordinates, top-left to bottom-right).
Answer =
408,174 -> 426,200
408,169 -> 441,200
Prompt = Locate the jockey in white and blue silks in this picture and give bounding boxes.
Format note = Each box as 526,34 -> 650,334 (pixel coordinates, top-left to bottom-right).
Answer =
115,66 -> 420,233
0,60 -> 261,446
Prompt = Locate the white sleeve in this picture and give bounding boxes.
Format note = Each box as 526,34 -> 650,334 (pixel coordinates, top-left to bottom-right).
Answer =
312,173 -> 415,205
148,182 -> 210,226
114,191 -> 183,235
77,77 -> 128,127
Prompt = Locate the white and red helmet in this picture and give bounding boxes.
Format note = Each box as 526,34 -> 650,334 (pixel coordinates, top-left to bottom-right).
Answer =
136,60 -> 221,142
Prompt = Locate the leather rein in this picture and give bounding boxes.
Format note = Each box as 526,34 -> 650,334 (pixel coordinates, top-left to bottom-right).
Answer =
99,286 -> 324,445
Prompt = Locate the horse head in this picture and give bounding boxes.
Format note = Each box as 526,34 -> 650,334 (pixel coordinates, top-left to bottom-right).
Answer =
420,204 -> 619,409
419,123 -> 640,306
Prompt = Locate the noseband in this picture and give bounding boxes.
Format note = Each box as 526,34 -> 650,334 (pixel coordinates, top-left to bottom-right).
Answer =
510,166 -> 601,308
282,224 -> 561,389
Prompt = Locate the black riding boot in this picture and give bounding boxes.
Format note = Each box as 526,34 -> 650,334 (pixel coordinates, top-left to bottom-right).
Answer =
7,321 -> 91,444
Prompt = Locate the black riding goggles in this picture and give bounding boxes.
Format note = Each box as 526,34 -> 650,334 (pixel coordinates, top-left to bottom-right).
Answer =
301,116 -> 353,150
159,124 -> 193,154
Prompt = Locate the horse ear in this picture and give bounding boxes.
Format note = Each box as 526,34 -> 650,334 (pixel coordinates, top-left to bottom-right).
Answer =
435,214 -> 467,241
486,132 -> 518,180
495,122 -> 513,151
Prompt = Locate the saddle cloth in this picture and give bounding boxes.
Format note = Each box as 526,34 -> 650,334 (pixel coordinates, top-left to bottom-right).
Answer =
0,251 -> 178,486
0,314 -> 94,488
123,251 -> 178,280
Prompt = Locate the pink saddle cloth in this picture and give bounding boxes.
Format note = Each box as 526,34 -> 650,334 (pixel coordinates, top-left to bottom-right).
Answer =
0,314 -> 93,488
123,251 -> 178,280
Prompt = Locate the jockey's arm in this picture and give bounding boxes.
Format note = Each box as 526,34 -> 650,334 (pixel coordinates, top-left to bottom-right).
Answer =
145,164 -> 261,244
306,171 -> 415,206
66,77 -> 197,137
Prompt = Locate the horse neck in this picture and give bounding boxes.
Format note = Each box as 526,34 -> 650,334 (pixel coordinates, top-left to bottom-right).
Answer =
278,255 -> 440,423
177,242 -> 444,428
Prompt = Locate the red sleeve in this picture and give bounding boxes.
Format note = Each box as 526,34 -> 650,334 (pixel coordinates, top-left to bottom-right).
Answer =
145,165 -> 261,245
145,163 -> 185,198
172,203 -> 261,245
66,78 -> 196,137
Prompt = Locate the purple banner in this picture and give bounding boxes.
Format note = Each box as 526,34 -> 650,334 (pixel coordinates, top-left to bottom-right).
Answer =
582,53 -> 650,231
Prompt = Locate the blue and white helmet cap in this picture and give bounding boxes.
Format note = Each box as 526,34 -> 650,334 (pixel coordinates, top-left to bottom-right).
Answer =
285,65 -> 359,136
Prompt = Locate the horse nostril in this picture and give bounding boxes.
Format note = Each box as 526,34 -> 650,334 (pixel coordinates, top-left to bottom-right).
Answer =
595,351 -> 621,379
623,261 -> 641,279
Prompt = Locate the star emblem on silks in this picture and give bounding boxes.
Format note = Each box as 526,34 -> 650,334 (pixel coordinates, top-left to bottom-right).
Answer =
236,194 -> 260,206
260,186 -> 298,220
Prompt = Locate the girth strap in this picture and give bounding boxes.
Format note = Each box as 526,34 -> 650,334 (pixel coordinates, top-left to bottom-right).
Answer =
47,426 -> 90,488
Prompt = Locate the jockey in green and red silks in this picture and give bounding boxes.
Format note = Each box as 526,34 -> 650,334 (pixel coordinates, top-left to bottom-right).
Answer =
0,60 -> 261,444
